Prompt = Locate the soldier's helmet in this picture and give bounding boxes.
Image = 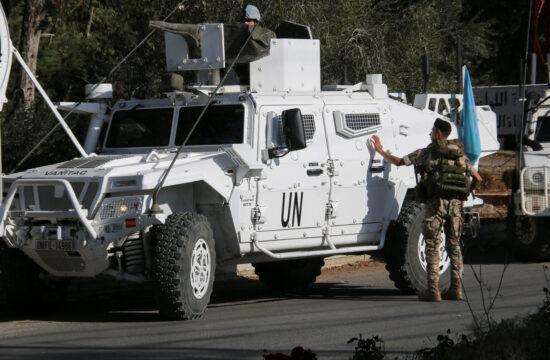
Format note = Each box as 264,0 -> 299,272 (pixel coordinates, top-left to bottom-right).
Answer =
238,4 -> 261,23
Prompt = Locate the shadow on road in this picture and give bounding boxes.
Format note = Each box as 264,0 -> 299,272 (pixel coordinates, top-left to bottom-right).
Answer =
0,220 -> 538,323
0,274 -> 407,324
463,243 -> 515,265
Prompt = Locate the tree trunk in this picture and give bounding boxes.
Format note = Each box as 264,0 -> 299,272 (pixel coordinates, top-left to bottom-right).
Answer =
19,0 -> 48,109
85,5 -> 95,38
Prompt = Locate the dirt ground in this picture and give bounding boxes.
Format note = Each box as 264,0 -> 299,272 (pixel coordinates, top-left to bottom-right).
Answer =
318,258 -> 386,278
476,150 -> 516,219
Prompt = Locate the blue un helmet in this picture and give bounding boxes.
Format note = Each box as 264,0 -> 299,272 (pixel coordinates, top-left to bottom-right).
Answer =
238,4 -> 261,23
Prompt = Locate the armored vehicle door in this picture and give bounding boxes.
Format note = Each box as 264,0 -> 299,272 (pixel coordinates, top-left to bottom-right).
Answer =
254,103 -> 330,244
321,101 -> 400,243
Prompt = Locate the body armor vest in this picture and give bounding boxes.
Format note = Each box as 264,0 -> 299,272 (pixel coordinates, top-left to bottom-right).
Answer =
415,139 -> 471,201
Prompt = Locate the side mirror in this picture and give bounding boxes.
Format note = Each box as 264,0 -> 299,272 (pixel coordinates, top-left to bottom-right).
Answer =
281,108 -> 306,152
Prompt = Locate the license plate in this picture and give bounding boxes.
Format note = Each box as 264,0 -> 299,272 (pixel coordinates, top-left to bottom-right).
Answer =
36,240 -> 74,252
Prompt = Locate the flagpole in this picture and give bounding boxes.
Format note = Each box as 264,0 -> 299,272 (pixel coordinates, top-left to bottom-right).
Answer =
457,39 -> 462,94
519,0 -> 534,172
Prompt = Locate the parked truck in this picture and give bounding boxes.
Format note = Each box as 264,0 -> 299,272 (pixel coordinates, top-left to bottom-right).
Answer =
509,86 -> 550,261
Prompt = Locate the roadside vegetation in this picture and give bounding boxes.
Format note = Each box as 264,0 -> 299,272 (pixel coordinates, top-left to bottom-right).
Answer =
416,271 -> 550,360
262,265 -> 550,359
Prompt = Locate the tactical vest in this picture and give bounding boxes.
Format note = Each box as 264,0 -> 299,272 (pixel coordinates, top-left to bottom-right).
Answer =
415,139 -> 471,201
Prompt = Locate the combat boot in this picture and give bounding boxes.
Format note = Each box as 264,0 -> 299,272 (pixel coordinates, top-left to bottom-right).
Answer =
441,278 -> 463,300
418,279 -> 441,302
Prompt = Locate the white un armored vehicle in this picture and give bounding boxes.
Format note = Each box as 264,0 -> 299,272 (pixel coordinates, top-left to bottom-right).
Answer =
509,87 -> 550,260
0,10 -> 499,319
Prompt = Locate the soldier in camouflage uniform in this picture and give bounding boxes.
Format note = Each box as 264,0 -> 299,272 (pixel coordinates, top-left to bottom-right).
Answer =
371,119 -> 482,302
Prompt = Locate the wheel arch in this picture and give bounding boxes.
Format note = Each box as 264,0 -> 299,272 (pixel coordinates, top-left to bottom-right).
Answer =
157,181 -> 240,262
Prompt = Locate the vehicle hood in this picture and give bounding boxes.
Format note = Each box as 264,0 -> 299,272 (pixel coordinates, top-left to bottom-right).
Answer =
523,149 -> 550,168
3,150 -> 233,199
3,145 -> 260,201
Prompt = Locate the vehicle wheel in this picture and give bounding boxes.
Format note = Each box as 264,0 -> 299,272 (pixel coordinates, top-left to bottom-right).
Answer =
507,212 -> 550,261
0,247 -> 69,315
252,257 -> 324,293
384,200 -> 451,294
152,212 -> 216,320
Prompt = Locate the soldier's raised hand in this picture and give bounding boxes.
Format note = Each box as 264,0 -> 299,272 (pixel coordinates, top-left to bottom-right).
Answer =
370,135 -> 384,153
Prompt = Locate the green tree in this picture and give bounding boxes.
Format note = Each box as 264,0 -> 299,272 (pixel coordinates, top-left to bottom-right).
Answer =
0,0 -> 525,171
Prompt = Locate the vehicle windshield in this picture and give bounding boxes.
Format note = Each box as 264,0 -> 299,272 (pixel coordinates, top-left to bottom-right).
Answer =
535,116 -> 550,143
105,108 -> 174,148
175,105 -> 244,146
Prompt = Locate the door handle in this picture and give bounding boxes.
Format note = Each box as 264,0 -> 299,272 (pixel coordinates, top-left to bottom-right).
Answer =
307,168 -> 324,176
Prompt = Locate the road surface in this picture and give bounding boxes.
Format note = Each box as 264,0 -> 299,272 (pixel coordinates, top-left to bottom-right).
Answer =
0,247 -> 548,359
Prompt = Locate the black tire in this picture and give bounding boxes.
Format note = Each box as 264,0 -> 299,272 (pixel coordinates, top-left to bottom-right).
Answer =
384,200 -> 451,294
0,248 -> 68,315
507,211 -> 550,261
252,257 -> 324,293
152,212 -> 216,320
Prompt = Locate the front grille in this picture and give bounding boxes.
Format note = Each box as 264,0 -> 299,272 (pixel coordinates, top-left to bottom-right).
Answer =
13,181 -> 99,213
521,167 -> 550,214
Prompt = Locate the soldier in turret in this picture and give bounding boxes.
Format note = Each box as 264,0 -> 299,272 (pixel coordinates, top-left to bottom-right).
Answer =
224,4 -> 271,85
371,119 -> 482,302
238,4 -> 261,26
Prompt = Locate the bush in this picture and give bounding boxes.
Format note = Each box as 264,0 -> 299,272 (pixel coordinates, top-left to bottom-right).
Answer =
477,169 -> 494,191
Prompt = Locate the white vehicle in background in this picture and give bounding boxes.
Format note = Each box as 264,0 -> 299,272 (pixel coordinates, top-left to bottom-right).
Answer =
0,6 -> 499,319
509,87 -> 550,260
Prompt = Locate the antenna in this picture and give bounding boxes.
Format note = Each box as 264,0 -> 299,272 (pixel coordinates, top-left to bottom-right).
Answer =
457,39 -> 462,94
519,0 -> 535,172
422,55 -> 430,93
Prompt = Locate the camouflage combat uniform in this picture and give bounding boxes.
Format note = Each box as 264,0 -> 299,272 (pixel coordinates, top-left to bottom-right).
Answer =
403,141 -> 474,286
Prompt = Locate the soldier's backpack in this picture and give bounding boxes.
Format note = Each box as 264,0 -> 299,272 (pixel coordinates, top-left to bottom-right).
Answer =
416,139 -> 471,201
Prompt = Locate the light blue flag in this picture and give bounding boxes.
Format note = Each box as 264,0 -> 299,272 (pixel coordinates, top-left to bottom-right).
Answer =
461,66 -> 481,164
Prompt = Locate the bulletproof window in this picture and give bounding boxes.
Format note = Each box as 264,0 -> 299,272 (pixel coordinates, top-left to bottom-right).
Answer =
437,98 -> 449,116
274,21 -> 313,39
449,98 -> 462,124
448,98 -> 461,111
106,108 -> 173,148
277,114 -> 315,145
428,98 -> 437,112
535,116 -> 550,143
175,104 -> 244,145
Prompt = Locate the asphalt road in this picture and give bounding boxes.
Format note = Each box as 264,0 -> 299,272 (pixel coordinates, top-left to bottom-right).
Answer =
0,246 -> 548,360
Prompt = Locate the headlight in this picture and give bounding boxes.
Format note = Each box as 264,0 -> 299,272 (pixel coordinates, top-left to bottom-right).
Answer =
531,171 -> 544,185
119,204 -> 129,214
98,197 -> 142,220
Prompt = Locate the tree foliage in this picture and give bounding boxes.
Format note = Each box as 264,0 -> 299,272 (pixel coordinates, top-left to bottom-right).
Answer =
0,0 -> 533,171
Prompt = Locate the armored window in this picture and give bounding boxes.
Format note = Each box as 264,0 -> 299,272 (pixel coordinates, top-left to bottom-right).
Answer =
176,104 -> 244,145
276,114 -> 315,145
106,108 -> 174,148
535,116 -> 550,143
428,98 -> 437,112
333,111 -> 381,138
